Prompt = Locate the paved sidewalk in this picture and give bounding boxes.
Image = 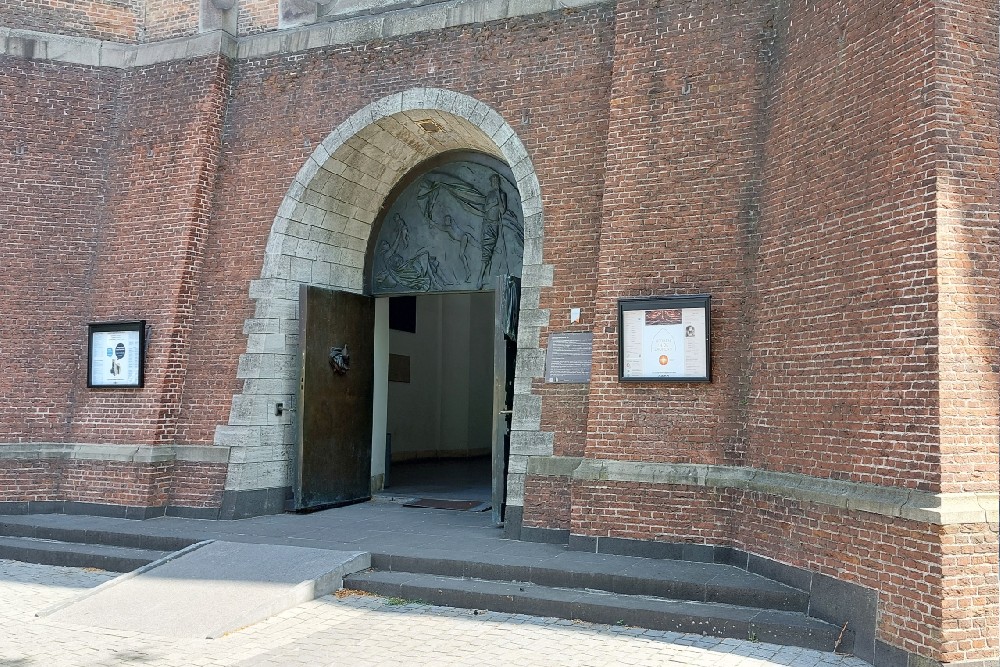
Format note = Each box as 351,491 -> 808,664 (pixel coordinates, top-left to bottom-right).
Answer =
1,559 -> 870,667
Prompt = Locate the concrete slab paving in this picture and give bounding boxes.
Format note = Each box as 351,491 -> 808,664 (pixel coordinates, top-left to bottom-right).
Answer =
45,541 -> 369,639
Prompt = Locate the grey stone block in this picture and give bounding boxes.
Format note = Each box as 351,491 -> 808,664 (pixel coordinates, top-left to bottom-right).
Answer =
595,536 -> 682,561
706,578 -> 808,614
809,572 -> 877,664
518,307 -> 550,328
567,534 -> 597,553
518,526 -> 569,545
509,429 -> 551,456
503,505 -> 522,540
747,553 -> 812,592
680,542 -> 715,563
219,487 -> 289,520
873,640 -> 910,667
382,6 -> 449,37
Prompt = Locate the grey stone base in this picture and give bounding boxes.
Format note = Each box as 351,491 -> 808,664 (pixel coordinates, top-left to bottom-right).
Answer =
0,500 -> 168,520
502,505 -> 522,540
0,500 -> 226,520
219,487 -> 291,520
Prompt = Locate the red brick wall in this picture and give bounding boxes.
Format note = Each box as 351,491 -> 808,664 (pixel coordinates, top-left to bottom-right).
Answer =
0,0 -> 143,41
142,0 -> 200,41
940,523 -> 999,663
68,55 -> 229,446
3,56 -> 230,448
0,460 -> 61,500
0,0 -> 200,43
584,0 -> 770,466
571,480 -> 734,541
237,0 -> 278,36
169,461 -> 228,508
522,475 -> 571,530
0,2 -> 995,659
177,8 -> 615,444
746,0 -> 943,491
933,0 -> 1000,496
537,384 -> 590,458
0,58 -> 119,442
0,458 -> 225,509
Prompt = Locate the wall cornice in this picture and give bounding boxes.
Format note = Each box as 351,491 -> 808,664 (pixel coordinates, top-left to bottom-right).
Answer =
0,0 -> 607,69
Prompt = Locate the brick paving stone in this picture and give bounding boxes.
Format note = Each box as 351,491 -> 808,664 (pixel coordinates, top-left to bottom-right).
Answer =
0,559 -> 875,667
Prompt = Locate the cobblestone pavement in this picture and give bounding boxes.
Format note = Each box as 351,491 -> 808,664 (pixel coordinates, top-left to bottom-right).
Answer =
1,559 -> 872,667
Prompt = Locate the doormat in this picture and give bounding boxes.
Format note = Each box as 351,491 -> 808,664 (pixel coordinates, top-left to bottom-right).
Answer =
402,498 -> 491,512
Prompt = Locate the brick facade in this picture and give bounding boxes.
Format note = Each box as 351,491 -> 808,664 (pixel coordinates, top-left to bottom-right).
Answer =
0,1 -> 996,664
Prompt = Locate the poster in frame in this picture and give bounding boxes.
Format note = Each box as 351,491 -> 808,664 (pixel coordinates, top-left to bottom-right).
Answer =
618,295 -> 711,382
87,320 -> 146,388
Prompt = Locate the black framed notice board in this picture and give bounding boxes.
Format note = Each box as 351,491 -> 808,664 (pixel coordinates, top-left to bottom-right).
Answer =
618,295 -> 711,382
87,320 -> 146,388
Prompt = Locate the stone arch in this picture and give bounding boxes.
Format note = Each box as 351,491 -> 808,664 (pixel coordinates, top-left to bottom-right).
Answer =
214,88 -> 551,518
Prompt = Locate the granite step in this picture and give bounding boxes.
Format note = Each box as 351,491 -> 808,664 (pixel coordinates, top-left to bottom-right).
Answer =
343,570 -> 853,654
368,551 -> 810,613
0,517 -> 196,552
0,535 -> 168,572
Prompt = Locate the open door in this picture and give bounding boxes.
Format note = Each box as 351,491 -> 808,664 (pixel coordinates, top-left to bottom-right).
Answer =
491,276 -> 519,525
294,284 -> 374,511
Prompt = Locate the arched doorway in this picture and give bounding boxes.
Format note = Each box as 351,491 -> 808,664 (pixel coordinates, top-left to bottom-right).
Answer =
294,155 -> 523,525
367,151 -> 523,523
217,89 -> 549,523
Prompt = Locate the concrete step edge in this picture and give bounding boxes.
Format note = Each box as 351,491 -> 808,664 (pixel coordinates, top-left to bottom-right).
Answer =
344,570 -> 854,655
0,520 -> 196,552
0,535 -> 168,572
369,552 -> 809,613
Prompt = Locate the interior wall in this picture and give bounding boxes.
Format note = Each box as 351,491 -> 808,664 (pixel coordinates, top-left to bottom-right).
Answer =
371,297 -> 389,487
387,292 -> 494,461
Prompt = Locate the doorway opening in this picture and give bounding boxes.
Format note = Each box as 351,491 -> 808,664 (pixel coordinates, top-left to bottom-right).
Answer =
372,287 -> 518,522
292,148 -> 523,523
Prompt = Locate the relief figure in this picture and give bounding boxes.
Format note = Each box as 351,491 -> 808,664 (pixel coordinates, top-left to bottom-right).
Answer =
374,216 -> 446,292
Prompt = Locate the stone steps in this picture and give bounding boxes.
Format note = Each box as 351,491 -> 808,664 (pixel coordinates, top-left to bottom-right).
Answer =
345,552 -> 854,654
0,535 -> 168,572
344,570 -> 850,652
366,551 -> 810,612
0,518 -> 197,572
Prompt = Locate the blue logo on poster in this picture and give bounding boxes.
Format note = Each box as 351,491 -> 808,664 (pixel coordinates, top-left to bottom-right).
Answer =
107,348 -> 113,357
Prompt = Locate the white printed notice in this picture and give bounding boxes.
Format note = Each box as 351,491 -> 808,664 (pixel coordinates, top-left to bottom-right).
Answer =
90,328 -> 142,387
620,299 -> 709,381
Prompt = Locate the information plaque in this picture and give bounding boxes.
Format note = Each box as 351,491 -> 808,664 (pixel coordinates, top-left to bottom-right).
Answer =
618,295 -> 710,382
87,321 -> 146,388
545,332 -> 593,383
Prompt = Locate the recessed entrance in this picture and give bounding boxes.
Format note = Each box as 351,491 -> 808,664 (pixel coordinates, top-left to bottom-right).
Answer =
377,292 -> 500,507
226,89 -> 547,523
291,149 -> 523,524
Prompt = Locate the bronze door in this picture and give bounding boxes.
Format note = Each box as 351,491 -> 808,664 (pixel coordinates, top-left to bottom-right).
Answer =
491,276 -> 519,525
294,285 -> 374,511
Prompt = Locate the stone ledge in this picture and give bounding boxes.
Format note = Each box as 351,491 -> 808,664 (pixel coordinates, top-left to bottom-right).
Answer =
0,443 -> 231,465
524,456 -> 1000,526
1,0 -> 608,68
0,27 -> 237,68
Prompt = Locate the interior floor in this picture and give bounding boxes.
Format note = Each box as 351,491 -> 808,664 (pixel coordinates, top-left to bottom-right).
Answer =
377,456 -> 491,503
